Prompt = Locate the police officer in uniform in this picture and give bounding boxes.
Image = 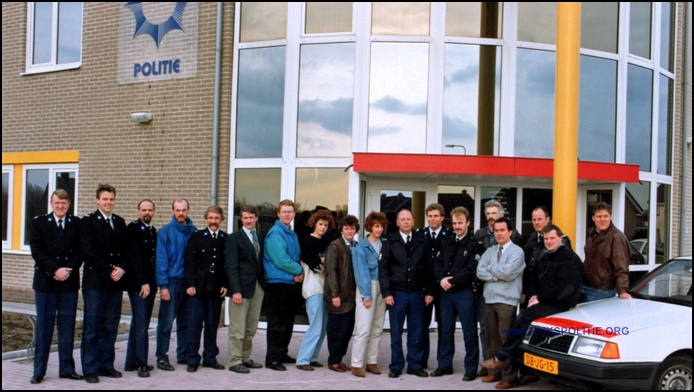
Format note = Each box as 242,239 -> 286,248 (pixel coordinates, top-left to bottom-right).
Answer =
415,203 -> 453,370
124,199 -> 158,377
184,206 -> 228,372
80,184 -> 130,384
29,189 -> 83,384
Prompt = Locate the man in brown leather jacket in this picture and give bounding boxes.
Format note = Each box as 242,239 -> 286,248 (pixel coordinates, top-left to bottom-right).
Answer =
580,202 -> 632,302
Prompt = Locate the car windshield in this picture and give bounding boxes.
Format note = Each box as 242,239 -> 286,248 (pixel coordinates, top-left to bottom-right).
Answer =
630,259 -> 692,306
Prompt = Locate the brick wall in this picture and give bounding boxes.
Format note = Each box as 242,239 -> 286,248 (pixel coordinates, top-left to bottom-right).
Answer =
2,2 -> 234,302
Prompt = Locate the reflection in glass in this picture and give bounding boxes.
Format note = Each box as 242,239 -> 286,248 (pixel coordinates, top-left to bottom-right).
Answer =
521,189 -> 553,238
371,2 -> 430,36
660,2 -> 674,72
479,187 -> 517,231
297,44 -> 354,157
57,2 -> 81,64
55,172 -> 76,216
626,64 -> 653,171
233,168 -> 281,237
629,2 -> 651,59
585,190 -> 612,233
438,185 -> 475,229
240,2 -> 287,42
581,2 -> 618,53
24,169 -> 49,246
658,75 -> 673,175
305,2 -> 352,34
295,168 -> 349,216
368,43 -> 429,153
579,55 -> 617,162
2,173 -> 8,242
656,184 -> 670,264
445,3 -> 502,38
625,182 -> 650,265
514,49 -> 555,158
443,44 -> 501,156
380,190 -> 426,233
517,2 -> 556,44
33,2 -> 52,64
236,47 -> 286,158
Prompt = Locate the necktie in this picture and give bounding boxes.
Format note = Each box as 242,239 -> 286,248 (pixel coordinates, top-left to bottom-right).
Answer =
251,230 -> 260,257
106,218 -> 113,229
212,232 -> 217,239
407,235 -> 411,244
432,231 -> 436,240
58,219 -> 64,237
497,245 -> 503,261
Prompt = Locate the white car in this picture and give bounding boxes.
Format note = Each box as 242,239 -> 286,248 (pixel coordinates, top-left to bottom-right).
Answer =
517,256 -> 692,390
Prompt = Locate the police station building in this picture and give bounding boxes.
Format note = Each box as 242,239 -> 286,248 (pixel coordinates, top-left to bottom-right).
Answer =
2,3 -> 692,305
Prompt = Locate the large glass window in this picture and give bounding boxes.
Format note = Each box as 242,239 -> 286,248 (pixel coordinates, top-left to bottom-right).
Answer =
368,43 -> 429,153
658,75 -> 673,175
625,182 -> 650,265
581,3 -> 618,53
521,188 -> 553,239
445,2 -> 502,38
371,2 -> 430,36
239,2 -> 287,42
514,49 -> 555,158
22,165 -> 77,247
625,64 -> 654,171
443,44 -> 501,156
579,55 -> 617,162
660,2 -> 674,72
656,184 -> 670,264
27,2 -> 82,73
438,185 -> 475,229
517,2 -> 556,45
629,2 -> 652,59
295,168 -> 349,215
233,168 -> 281,237
297,44 -> 355,157
305,2 -> 352,34
236,47 -> 286,158
479,187 -> 517,231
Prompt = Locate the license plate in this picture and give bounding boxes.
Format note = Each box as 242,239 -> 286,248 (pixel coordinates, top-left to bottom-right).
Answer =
524,353 -> 559,375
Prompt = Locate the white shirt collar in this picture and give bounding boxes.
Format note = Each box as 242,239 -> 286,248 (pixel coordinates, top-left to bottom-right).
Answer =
400,231 -> 412,243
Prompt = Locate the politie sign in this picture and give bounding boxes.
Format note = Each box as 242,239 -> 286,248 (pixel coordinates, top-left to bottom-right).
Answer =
118,2 -> 198,84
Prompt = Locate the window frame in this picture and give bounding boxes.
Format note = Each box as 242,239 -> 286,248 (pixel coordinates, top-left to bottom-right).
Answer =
19,163 -> 78,251
2,166 -> 13,250
25,2 -> 83,74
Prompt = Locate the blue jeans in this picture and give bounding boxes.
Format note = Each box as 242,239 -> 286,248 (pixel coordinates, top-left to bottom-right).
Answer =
296,294 -> 327,365
81,290 -> 122,375
438,288 -> 479,373
579,285 -> 616,303
125,290 -> 156,368
388,291 -> 425,371
156,281 -> 188,362
34,290 -> 78,377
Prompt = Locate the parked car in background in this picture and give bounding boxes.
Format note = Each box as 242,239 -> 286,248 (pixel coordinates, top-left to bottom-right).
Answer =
517,256 -> 692,390
631,239 -> 649,264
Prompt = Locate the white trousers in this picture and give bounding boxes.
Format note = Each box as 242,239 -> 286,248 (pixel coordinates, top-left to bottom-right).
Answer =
351,281 -> 386,367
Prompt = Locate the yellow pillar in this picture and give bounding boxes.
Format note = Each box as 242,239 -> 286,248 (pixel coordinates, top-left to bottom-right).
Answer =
553,3 -> 580,242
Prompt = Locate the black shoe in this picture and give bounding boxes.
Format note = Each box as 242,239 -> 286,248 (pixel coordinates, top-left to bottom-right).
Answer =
463,371 -> 477,382
97,368 -> 122,378
202,362 -> 225,370
59,372 -> 84,380
279,355 -> 296,364
266,361 -> 286,371
138,366 -> 150,378
157,359 -> 175,371
430,368 -> 453,377
388,370 -> 402,378
84,373 -> 99,384
126,365 -> 153,372
177,359 -> 187,365
30,376 -> 43,384
229,364 -> 250,374
242,360 -> 263,369
187,365 -> 198,373
407,368 -> 429,378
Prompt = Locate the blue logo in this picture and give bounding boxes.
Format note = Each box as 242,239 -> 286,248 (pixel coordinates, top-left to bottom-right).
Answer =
125,2 -> 186,49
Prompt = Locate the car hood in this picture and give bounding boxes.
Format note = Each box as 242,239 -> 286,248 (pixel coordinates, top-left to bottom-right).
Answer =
533,297 -> 691,337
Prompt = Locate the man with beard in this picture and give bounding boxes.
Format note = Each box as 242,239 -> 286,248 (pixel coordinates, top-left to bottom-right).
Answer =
124,200 -> 157,377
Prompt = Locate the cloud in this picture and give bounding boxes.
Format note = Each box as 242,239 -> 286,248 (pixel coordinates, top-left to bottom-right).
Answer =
370,96 -> 427,115
369,125 -> 402,136
443,115 -> 477,139
445,64 -> 480,87
298,97 -> 353,135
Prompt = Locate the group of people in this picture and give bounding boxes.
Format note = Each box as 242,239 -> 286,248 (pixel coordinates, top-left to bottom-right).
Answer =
30,184 -> 633,390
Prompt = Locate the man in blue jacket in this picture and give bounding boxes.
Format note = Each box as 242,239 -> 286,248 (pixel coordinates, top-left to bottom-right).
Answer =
155,198 -> 197,371
263,199 -> 304,371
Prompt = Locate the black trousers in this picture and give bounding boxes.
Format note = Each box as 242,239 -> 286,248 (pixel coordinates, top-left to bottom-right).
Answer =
265,283 -> 297,365
420,290 -> 441,368
327,309 -> 356,365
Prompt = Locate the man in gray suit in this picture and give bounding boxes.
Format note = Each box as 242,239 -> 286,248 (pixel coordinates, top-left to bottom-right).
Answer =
225,205 -> 266,374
